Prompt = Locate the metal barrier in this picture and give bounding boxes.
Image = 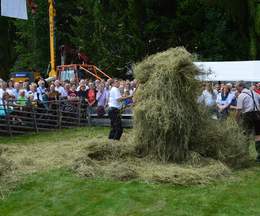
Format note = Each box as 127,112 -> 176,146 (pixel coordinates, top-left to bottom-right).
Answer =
0,99 -> 133,136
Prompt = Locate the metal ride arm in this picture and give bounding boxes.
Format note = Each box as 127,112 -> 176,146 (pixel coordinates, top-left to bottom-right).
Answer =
79,66 -> 103,81
95,66 -> 112,80
48,0 -> 57,78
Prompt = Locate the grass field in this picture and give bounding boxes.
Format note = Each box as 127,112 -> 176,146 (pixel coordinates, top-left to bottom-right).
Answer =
0,127 -> 260,216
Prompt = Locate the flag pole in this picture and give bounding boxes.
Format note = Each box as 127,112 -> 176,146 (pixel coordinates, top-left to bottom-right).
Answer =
48,0 -> 56,78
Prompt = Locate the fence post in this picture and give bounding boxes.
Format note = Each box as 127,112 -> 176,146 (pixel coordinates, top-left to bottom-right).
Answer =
77,101 -> 81,127
57,99 -> 62,129
32,106 -> 38,133
4,100 -> 12,137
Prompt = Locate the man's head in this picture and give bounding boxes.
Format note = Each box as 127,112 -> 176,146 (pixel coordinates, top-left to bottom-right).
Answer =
54,80 -> 60,87
112,79 -> 120,88
235,81 -> 246,93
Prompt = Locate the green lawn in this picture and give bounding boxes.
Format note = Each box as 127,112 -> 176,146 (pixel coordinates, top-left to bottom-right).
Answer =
0,168 -> 260,216
0,127 -> 260,216
0,127 -> 109,145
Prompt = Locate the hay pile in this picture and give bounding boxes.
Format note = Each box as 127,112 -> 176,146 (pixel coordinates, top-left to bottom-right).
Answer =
71,138 -> 231,185
133,47 -> 250,166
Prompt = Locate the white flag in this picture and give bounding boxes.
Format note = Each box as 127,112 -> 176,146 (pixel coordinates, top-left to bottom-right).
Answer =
1,0 -> 28,20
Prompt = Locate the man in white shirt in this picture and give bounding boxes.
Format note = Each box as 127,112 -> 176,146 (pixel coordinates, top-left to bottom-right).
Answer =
236,81 -> 260,163
108,79 -> 132,140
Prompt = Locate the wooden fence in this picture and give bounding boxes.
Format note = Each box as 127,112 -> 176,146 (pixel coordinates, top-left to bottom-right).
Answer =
0,100 -> 133,136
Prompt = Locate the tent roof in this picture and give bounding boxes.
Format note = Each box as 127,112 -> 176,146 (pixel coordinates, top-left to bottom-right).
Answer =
194,61 -> 260,82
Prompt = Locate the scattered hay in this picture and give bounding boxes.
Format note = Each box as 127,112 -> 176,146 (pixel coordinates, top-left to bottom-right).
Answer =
0,158 -> 12,177
102,162 -> 138,181
72,157 -> 101,178
87,138 -> 136,161
71,139 -> 231,185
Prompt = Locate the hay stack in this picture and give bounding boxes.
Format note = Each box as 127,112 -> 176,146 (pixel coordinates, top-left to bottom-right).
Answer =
134,47 -> 202,162
133,47 -> 250,166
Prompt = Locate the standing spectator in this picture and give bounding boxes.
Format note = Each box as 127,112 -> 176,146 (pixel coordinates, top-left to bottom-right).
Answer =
68,84 -> 79,102
255,83 -> 260,95
96,82 -> 108,117
77,85 -> 88,104
0,82 -> 5,100
54,80 -> 67,98
198,83 -> 217,108
76,79 -> 88,92
16,90 -> 27,107
86,82 -> 96,114
13,82 -> 20,101
216,85 -> 233,119
27,83 -> 38,107
64,83 -> 71,98
235,81 -> 260,163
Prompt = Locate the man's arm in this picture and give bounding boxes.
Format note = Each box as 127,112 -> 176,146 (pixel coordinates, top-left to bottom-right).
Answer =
235,109 -> 241,122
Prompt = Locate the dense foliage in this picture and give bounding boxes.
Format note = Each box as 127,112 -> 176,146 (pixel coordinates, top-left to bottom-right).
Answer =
0,0 -> 259,78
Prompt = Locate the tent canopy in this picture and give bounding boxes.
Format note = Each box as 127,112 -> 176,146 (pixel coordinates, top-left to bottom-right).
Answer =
194,61 -> 260,82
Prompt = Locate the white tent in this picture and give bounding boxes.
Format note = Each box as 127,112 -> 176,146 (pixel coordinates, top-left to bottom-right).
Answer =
1,0 -> 28,20
194,61 -> 260,82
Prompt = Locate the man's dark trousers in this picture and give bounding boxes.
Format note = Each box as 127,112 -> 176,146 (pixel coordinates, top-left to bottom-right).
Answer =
108,107 -> 123,140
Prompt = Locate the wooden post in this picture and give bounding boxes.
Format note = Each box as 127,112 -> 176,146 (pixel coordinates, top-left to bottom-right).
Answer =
3,100 -> 12,137
32,106 -> 38,133
57,99 -> 62,129
77,101 -> 81,127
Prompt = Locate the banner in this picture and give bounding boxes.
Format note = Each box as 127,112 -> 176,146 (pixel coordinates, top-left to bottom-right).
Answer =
1,0 -> 28,20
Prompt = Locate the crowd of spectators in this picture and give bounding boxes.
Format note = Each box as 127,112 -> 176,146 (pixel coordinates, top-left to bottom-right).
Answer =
198,82 -> 260,119
0,78 -> 138,117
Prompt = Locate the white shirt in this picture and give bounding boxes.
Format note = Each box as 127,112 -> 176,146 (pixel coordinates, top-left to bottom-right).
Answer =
0,88 -> 4,100
55,86 -> 67,97
76,85 -> 89,92
216,92 -> 233,106
198,90 -> 216,107
237,88 -> 260,113
108,87 -> 122,109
